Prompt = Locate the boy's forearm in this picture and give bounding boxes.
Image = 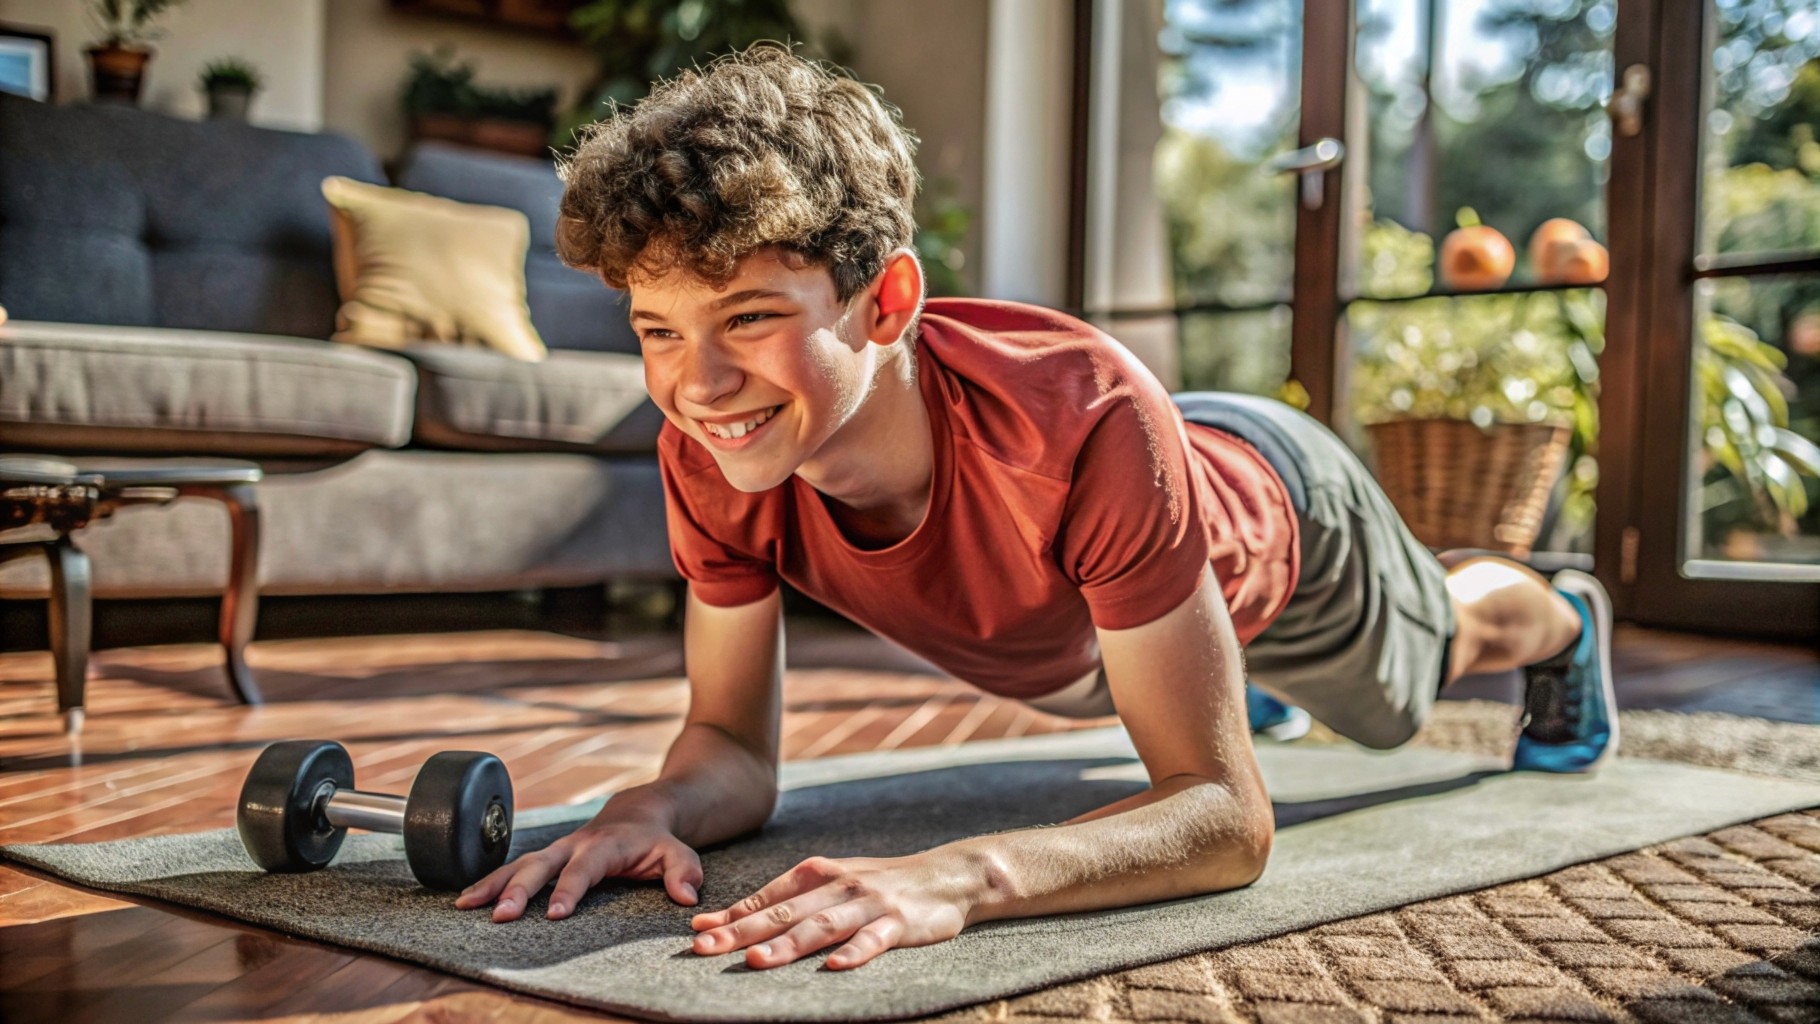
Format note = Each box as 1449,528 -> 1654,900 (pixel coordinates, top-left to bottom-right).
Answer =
603,721 -> 779,848
951,774 -> 1273,923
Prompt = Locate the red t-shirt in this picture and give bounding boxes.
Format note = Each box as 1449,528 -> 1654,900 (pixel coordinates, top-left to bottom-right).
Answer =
658,299 -> 1299,700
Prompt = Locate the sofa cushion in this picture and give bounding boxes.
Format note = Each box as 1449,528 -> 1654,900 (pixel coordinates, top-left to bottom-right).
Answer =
321,176 -> 548,361
396,142 -> 640,356
0,93 -> 384,339
401,344 -> 663,454
0,320 -> 414,456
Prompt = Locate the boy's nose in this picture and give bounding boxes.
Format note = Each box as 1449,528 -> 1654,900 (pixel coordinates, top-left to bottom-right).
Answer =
676,343 -> 744,409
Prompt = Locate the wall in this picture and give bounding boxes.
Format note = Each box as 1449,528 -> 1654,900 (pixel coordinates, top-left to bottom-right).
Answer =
0,0 -> 325,130
798,0 -> 990,296
320,0 -> 596,163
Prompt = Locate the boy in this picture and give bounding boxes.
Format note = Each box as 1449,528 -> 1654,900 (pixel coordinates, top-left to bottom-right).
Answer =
457,44 -> 1617,972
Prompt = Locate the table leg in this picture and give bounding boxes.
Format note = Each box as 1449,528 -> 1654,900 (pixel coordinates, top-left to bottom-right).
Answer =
47,536 -> 92,733
0,541 -> 91,731
180,482 -> 263,705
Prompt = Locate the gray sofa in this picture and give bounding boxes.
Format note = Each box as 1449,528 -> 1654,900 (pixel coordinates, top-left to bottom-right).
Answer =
0,94 -> 675,604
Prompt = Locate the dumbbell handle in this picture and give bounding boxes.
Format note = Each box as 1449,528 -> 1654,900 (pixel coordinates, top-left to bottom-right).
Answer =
322,787 -> 407,833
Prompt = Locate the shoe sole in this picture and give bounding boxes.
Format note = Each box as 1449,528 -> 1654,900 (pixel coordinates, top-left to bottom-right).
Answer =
1258,706 -> 1313,743
1546,568 -> 1619,772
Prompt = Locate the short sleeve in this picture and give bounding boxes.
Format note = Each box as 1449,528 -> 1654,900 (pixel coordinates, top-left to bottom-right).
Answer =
659,452 -> 781,608
1057,396 -> 1209,630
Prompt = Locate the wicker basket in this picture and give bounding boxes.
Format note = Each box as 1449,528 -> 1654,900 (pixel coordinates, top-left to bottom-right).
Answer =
1363,418 -> 1572,559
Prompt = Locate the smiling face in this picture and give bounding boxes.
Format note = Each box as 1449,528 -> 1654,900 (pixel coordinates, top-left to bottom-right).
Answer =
630,247 -> 903,495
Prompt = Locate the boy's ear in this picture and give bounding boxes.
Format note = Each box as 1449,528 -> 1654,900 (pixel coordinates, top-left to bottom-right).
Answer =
864,250 -> 924,346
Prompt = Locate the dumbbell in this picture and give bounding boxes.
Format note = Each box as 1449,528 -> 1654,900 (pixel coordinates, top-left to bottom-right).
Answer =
236,740 -> 514,891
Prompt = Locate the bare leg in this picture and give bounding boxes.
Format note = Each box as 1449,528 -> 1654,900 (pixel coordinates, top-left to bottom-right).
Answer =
1443,555 -> 1583,687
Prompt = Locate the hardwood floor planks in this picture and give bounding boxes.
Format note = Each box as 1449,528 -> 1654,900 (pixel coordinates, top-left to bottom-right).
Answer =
0,619 -> 1811,1022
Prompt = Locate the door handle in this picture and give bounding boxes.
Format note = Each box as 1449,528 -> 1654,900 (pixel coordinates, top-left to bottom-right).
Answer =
1606,64 -> 1651,137
1265,137 -> 1345,210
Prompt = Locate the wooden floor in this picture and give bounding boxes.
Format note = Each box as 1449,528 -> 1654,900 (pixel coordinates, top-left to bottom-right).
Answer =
0,616 -> 1814,1023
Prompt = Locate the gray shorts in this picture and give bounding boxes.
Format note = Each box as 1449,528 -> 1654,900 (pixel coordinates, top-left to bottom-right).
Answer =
1026,393 -> 1455,750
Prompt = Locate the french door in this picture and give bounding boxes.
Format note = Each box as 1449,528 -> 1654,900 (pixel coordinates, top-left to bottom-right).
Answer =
1612,1 -> 1820,639
1079,0 -> 1820,641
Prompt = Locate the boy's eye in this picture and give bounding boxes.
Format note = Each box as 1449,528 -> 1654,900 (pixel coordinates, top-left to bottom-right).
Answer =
730,312 -> 773,328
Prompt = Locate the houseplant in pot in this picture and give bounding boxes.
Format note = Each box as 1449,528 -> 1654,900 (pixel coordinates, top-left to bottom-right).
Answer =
402,47 -> 557,158
199,58 -> 260,121
1350,218 -> 1599,558
85,0 -> 187,104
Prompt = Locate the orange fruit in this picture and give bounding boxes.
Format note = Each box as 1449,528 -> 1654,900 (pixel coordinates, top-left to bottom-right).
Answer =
1550,239 -> 1608,285
1439,225 -> 1516,291
1528,218 -> 1596,283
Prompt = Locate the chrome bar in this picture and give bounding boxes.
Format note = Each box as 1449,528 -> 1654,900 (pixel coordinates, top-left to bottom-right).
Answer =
324,789 -> 407,833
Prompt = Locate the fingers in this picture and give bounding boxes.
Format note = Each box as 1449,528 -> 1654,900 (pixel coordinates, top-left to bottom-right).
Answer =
826,917 -> 904,970
468,849 -> 565,923
693,856 -> 834,931
662,841 -> 704,906
455,857 -> 520,910
744,900 -> 874,969
547,839 -> 621,920
692,878 -> 860,961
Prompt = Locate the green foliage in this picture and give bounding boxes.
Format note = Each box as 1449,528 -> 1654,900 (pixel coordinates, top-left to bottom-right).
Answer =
87,0 -> 186,46
1700,46 -> 1820,550
198,58 -> 260,92
1154,127 -> 1293,308
1152,127 -> 1296,396
402,47 -> 557,125
1696,315 -> 1820,530
557,0 -> 810,147
1351,223 -> 1596,431
914,177 -> 972,299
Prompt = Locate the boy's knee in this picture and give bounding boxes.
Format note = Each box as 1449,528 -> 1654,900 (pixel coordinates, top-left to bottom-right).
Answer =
1330,706 -> 1424,751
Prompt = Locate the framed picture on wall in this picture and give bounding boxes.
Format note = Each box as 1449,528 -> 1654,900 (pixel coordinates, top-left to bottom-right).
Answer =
0,24 -> 53,102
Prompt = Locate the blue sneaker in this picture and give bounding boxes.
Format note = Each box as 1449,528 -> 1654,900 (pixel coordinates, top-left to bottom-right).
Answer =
1246,685 -> 1312,742
1511,569 -> 1618,772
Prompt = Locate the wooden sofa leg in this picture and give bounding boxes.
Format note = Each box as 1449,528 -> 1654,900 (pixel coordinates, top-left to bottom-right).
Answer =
45,536 -> 92,734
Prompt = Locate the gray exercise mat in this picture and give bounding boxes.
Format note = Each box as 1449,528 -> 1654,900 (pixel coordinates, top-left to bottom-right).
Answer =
6,727 -> 1819,1022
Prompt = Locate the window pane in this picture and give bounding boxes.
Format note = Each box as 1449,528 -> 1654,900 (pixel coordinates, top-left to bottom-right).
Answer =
1346,289 -> 1604,555
1702,1 -> 1820,259
1686,272 -> 1820,566
1178,307 -> 1293,397
1155,0 -> 1302,308
1351,0 -> 1615,299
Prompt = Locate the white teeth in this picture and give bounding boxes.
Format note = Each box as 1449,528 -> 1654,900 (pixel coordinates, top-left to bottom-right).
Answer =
703,405 -> 778,440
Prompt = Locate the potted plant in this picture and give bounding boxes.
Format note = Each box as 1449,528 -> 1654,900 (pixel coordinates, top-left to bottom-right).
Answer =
85,0 -> 187,104
1694,314 -> 1820,559
199,58 -> 260,121
1350,218 -> 1597,558
402,47 -> 557,158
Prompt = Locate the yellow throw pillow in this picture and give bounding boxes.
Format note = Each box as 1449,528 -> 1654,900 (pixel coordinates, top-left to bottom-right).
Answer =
321,176 -> 547,362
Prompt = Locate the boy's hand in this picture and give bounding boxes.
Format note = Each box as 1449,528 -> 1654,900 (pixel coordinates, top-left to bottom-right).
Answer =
456,813 -> 702,923
689,851 -> 980,970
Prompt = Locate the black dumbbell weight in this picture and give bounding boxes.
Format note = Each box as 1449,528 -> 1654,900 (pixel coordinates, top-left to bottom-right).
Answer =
237,740 -> 515,890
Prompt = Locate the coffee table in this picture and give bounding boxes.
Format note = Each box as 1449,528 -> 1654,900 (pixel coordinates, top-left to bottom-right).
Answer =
1,456 -> 264,732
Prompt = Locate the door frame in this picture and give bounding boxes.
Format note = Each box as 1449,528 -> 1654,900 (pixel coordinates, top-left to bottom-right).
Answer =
1612,0 -> 1820,640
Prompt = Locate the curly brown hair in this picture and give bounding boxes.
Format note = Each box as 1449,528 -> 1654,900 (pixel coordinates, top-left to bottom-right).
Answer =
556,43 -> 920,303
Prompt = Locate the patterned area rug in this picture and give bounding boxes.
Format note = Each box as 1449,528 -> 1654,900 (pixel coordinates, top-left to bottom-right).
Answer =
920,701 -> 1820,1024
